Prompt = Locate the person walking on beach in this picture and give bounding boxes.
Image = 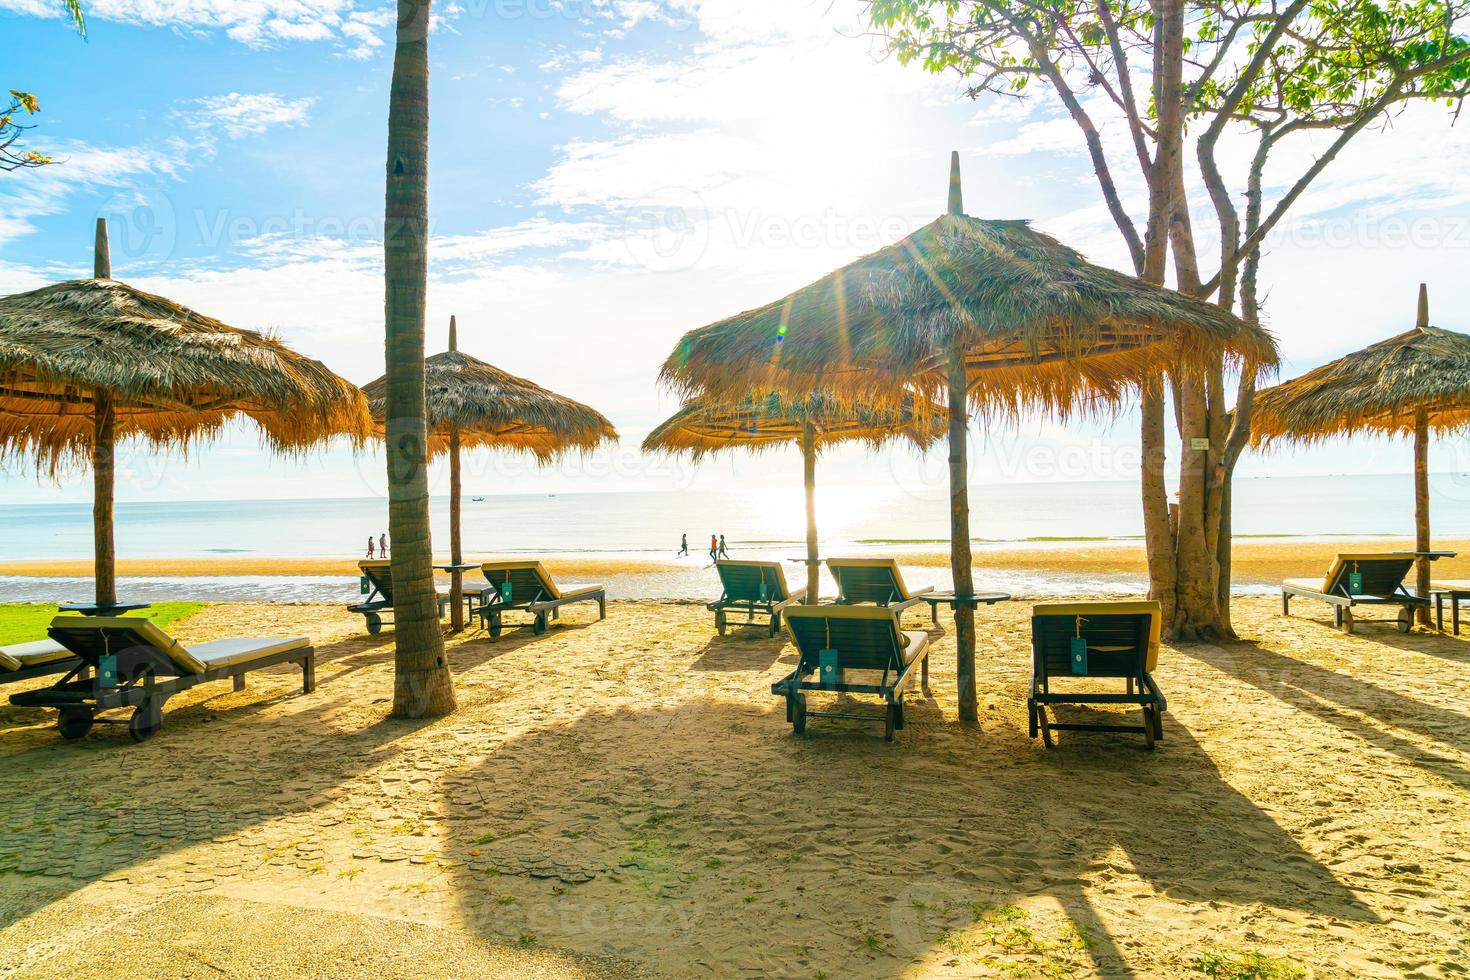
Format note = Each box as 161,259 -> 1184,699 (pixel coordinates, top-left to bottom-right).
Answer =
379,532 -> 389,558
366,536 -> 375,559
718,534 -> 729,559
678,533 -> 689,557
709,533 -> 719,564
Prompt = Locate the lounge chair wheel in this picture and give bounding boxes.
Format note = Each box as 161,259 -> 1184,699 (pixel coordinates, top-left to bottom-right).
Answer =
533,613 -> 548,636
57,706 -> 94,741
488,614 -> 503,638
365,612 -> 382,636
1397,608 -> 1413,633
128,704 -> 163,743
715,611 -> 727,635
790,693 -> 807,735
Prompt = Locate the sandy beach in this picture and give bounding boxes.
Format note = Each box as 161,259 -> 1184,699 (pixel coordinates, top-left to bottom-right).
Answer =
2,594 -> 1467,977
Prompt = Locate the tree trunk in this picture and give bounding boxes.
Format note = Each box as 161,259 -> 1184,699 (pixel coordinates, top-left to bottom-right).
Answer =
385,0 -> 454,718
948,348 -> 977,724
449,424 -> 464,631
1140,379 -> 1175,625
93,389 -> 116,610
1414,409 -> 1431,625
801,421 -> 820,604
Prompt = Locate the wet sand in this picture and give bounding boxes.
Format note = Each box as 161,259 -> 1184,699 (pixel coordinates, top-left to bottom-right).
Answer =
2,596 -> 1468,977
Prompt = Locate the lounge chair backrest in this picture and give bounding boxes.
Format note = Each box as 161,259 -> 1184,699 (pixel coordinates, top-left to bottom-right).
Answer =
480,561 -> 559,601
715,560 -> 790,602
1321,553 -> 1415,597
359,560 -> 394,603
784,605 -> 906,675
0,648 -> 19,672
826,558 -> 911,604
1032,601 -> 1161,675
46,616 -> 207,676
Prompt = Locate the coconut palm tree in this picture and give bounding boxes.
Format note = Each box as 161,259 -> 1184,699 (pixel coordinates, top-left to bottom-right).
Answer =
383,0 -> 453,717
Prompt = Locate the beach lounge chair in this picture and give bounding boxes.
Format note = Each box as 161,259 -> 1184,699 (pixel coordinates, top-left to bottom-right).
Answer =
772,605 -> 930,742
10,616 -> 314,743
348,560 -> 450,635
472,560 -> 606,637
708,560 -> 806,636
1029,601 -> 1166,750
825,557 -> 935,623
1281,552 -> 1438,634
0,639 -> 79,686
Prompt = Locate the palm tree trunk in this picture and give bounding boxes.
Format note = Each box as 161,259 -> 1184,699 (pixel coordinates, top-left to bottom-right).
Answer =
1414,408 -> 1431,625
93,389 -> 116,609
385,0 -> 453,717
948,348 -> 977,724
801,420 -> 819,604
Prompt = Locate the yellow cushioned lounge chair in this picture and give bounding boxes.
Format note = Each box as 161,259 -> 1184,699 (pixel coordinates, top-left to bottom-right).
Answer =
1029,601 -> 1165,750
773,605 -> 930,742
709,559 -> 807,637
825,557 -> 936,623
348,559 -> 451,635
473,560 -> 606,637
10,616 -> 315,743
0,638 -> 78,686
1282,552 -> 1443,634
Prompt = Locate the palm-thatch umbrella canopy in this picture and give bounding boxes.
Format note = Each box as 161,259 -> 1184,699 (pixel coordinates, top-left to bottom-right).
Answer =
0,220 -> 371,610
362,316 -> 617,628
643,392 -> 943,602
659,154 -> 1278,723
1251,284 -> 1467,618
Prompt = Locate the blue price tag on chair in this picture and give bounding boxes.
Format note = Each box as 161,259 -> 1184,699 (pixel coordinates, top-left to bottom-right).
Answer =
98,653 -> 118,688
759,582 -> 768,602
1348,571 -> 1364,594
359,576 -> 370,595
502,581 -> 512,602
1069,636 -> 1088,675
819,649 -> 839,686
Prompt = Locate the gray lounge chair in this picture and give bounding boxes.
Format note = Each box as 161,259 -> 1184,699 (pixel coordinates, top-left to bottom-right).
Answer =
709,560 -> 806,636
0,639 -> 79,686
472,560 -> 606,637
1282,552 -> 1444,634
825,557 -> 935,623
773,605 -> 930,742
10,616 -> 315,742
348,559 -> 450,634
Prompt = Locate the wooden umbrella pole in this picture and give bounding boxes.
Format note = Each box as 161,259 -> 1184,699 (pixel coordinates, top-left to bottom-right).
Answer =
948,347 -> 977,724
449,423 -> 464,631
93,388 -> 117,609
1414,407 -> 1431,625
801,420 -> 819,604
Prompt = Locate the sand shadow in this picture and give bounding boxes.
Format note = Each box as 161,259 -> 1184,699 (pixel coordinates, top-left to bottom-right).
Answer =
0,633 -> 433,932
688,633 -> 788,672
437,700 -> 1373,976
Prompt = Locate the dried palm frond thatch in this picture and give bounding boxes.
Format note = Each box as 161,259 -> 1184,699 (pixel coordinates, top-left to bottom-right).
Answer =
362,347 -> 616,461
644,391 -> 942,603
1250,284 -> 1464,624
642,391 -> 942,459
0,277 -> 371,468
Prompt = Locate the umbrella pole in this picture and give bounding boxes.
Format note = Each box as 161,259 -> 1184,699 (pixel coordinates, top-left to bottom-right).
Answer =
449,423 -> 464,631
1414,408 -> 1431,625
93,389 -> 117,609
948,349 -> 977,724
801,421 -> 819,604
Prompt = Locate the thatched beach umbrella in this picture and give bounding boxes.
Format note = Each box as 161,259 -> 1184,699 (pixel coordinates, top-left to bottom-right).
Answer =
1252,285 -> 1468,620
660,154 -> 1278,722
362,316 -> 617,629
643,392 -> 943,601
0,219 -> 371,610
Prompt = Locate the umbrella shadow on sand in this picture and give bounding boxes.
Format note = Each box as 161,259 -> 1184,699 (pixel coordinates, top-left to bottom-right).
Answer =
439,699 -> 1374,977
0,634 -> 432,933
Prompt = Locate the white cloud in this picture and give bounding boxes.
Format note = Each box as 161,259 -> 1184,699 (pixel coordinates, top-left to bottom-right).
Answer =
183,93 -> 317,139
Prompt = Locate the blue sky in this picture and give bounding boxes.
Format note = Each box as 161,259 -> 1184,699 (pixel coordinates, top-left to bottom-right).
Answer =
3,0 -> 1470,505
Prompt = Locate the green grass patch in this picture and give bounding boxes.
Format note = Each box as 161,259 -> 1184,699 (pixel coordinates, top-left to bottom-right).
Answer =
0,602 -> 205,647
1192,948 -> 1307,980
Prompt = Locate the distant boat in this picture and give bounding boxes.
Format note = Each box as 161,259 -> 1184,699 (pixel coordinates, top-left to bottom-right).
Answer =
471,496 -> 485,502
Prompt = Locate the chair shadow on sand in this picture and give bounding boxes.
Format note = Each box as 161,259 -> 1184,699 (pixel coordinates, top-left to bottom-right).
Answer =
437,699 -> 1376,977
0,633 -> 435,935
